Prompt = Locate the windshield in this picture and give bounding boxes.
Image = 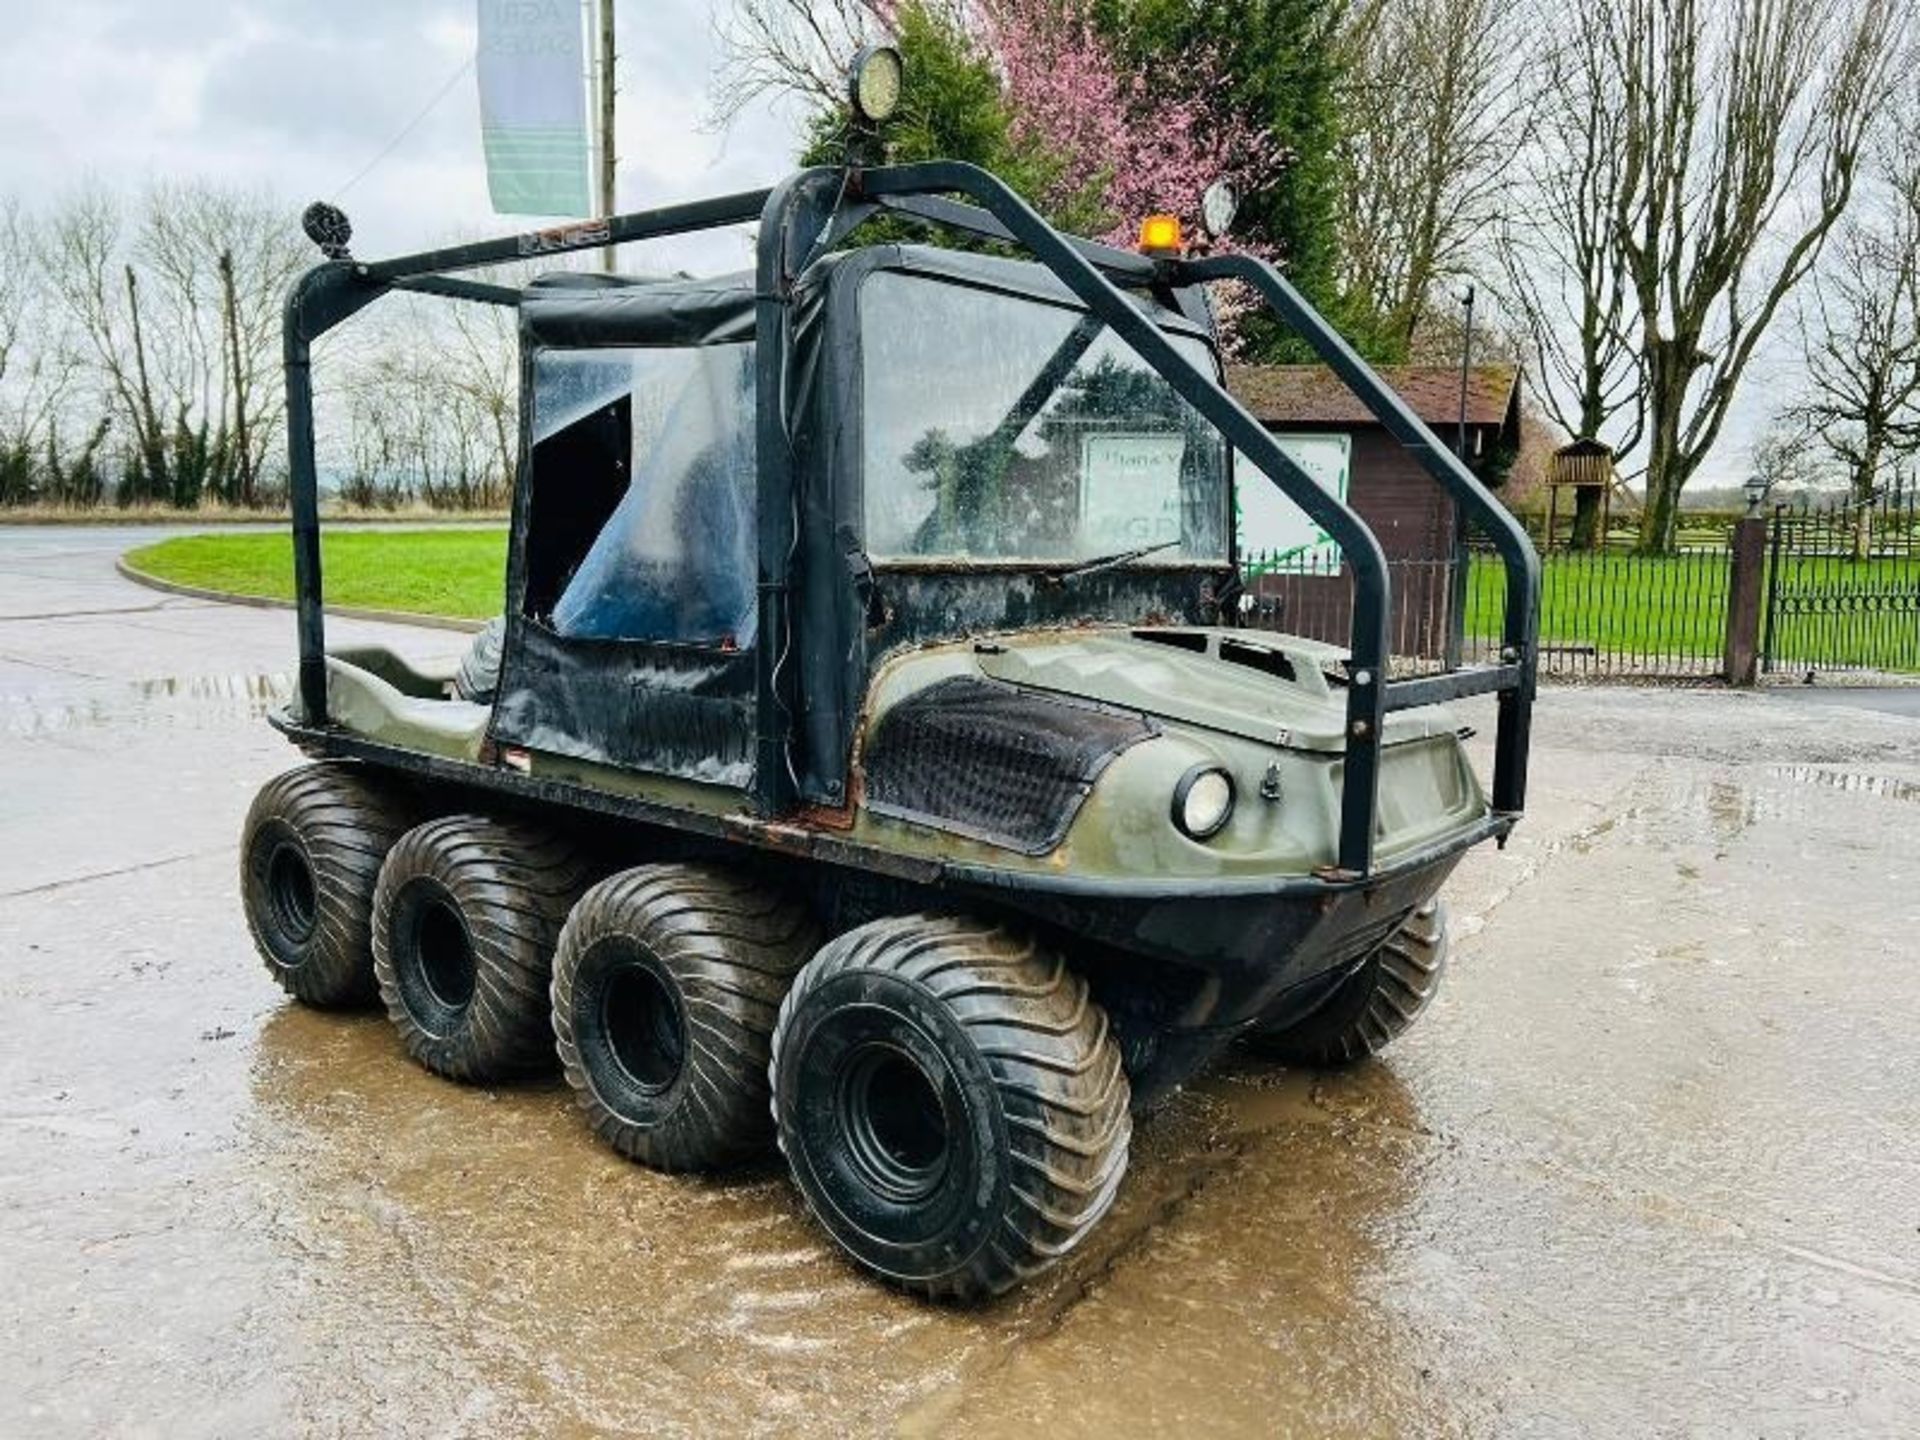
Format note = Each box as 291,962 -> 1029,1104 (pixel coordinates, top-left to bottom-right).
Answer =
859,271 -> 1230,565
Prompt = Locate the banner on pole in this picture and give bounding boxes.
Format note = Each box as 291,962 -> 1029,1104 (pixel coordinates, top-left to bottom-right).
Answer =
476,0 -> 591,217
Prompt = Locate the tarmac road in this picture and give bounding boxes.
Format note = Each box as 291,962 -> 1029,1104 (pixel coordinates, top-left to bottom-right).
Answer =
3,525 -> 1918,1438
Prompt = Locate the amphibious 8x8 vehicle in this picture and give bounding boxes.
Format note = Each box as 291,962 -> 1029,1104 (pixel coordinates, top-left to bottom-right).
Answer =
243,137 -> 1538,1299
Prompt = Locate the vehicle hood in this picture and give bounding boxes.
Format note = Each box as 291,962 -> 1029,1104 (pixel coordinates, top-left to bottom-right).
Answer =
971,628 -> 1457,753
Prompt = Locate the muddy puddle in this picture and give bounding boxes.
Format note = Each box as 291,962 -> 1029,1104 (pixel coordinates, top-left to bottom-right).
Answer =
0,671 -> 291,738
232,1007 -> 1456,1437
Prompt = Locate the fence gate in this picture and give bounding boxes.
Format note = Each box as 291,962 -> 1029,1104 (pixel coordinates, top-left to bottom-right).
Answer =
1763,491 -> 1920,678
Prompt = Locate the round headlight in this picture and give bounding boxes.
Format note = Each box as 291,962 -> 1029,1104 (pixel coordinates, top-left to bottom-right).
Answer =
1173,765 -> 1235,840
848,43 -> 903,125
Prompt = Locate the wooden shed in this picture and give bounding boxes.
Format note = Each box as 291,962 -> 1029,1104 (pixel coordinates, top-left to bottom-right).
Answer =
1225,363 -> 1522,658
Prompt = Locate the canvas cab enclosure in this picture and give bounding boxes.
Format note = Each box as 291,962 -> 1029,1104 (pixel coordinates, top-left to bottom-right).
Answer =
494,244 -> 1241,810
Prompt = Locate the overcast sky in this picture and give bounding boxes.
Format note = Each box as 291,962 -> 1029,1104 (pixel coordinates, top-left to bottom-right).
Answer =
0,0 -> 795,273
0,0 -> 1783,483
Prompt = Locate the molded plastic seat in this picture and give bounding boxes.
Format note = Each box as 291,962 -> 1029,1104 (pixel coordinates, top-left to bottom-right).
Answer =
327,645 -> 459,699
315,654 -> 490,762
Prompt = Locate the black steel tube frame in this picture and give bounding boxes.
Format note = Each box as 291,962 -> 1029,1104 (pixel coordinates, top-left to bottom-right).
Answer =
281,188 -> 773,736
281,160 -> 1538,881
1177,253 -> 1539,828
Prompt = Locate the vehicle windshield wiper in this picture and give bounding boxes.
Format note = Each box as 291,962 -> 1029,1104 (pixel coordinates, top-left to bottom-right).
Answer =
1045,539 -> 1182,584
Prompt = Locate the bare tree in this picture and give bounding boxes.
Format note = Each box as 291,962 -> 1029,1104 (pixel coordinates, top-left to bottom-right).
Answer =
322,289 -> 520,513
1335,0 -> 1528,353
1790,99 -> 1920,555
1747,412 -> 1830,493
0,198 -> 94,505
1497,9 -> 1643,549
41,188 -> 196,504
41,181 -> 305,508
1606,0 -> 1904,552
134,181 -> 307,505
0,198 -> 38,495
712,0 -> 904,125
446,297 -> 520,496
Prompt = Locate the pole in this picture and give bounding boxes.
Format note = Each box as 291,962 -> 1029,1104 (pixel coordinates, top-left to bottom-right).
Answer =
1761,502 -> 1786,675
1455,286 -> 1475,460
1444,285 -> 1475,671
1723,510 -> 1767,686
597,0 -> 616,272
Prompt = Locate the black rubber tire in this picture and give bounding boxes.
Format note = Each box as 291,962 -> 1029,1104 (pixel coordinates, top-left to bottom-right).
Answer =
1245,900 -> 1450,1067
550,864 -> 820,1171
371,814 -> 593,1082
240,763 -> 412,1008
452,617 -> 505,704
771,915 -> 1131,1302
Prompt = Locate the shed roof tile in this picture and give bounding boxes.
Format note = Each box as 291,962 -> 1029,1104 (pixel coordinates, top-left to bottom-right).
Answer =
1227,363 -> 1520,430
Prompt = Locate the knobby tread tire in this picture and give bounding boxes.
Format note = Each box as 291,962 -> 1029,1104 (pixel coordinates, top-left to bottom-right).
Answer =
452,617 -> 506,704
372,813 -> 593,1082
240,762 -> 412,1008
551,864 -> 820,1171
1247,900 -> 1450,1067
772,915 -> 1131,1302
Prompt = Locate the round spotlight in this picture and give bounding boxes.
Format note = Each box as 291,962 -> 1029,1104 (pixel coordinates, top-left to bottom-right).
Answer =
301,201 -> 353,259
848,43 -> 904,125
1172,765 -> 1236,841
1200,179 -> 1239,240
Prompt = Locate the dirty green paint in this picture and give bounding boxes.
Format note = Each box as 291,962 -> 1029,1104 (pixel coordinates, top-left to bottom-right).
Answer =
319,624 -> 1485,882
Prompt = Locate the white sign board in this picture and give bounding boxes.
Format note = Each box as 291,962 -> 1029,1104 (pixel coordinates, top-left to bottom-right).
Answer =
1080,433 -> 1187,553
1236,432 -> 1352,573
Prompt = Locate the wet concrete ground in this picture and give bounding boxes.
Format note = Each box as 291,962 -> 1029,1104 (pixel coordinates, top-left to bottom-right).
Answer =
3,526 -> 1917,1437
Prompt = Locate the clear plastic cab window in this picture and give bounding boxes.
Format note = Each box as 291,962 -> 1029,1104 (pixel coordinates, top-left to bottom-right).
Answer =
527,344 -> 757,649
859,271 -> 1230,566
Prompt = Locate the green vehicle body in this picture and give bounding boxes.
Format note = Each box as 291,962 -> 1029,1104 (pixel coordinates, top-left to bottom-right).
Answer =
317,623 -> 1480,882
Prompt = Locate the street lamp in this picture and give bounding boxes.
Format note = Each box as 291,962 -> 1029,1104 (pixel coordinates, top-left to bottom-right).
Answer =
1743,473 -> 1770,516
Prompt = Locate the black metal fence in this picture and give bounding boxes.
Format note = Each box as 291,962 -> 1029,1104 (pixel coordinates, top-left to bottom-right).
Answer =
1245,541 -> 1737,680
1763,490 -> 1920,677
1243,491 -> 1920,682
1241,554 -> 1460,666
1461,539 -> 1736,680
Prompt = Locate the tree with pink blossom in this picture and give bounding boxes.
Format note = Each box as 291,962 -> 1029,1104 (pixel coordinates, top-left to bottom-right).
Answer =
725,0 -> 1375,355
973,0 -> 1281,251
748,1 -> 1279,248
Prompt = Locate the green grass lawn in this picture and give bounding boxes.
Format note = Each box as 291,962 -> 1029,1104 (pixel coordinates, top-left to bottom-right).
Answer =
1464,552 -> 1920,671
125,528 -> 507,620
125,528 -> 1918,673
1463,552 -> 1732,661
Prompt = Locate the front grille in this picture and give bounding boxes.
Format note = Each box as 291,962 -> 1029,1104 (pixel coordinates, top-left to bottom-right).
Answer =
862,676 -> 1156,854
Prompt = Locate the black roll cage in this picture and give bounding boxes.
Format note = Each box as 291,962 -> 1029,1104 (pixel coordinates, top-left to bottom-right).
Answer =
282,161 -> 1539,877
